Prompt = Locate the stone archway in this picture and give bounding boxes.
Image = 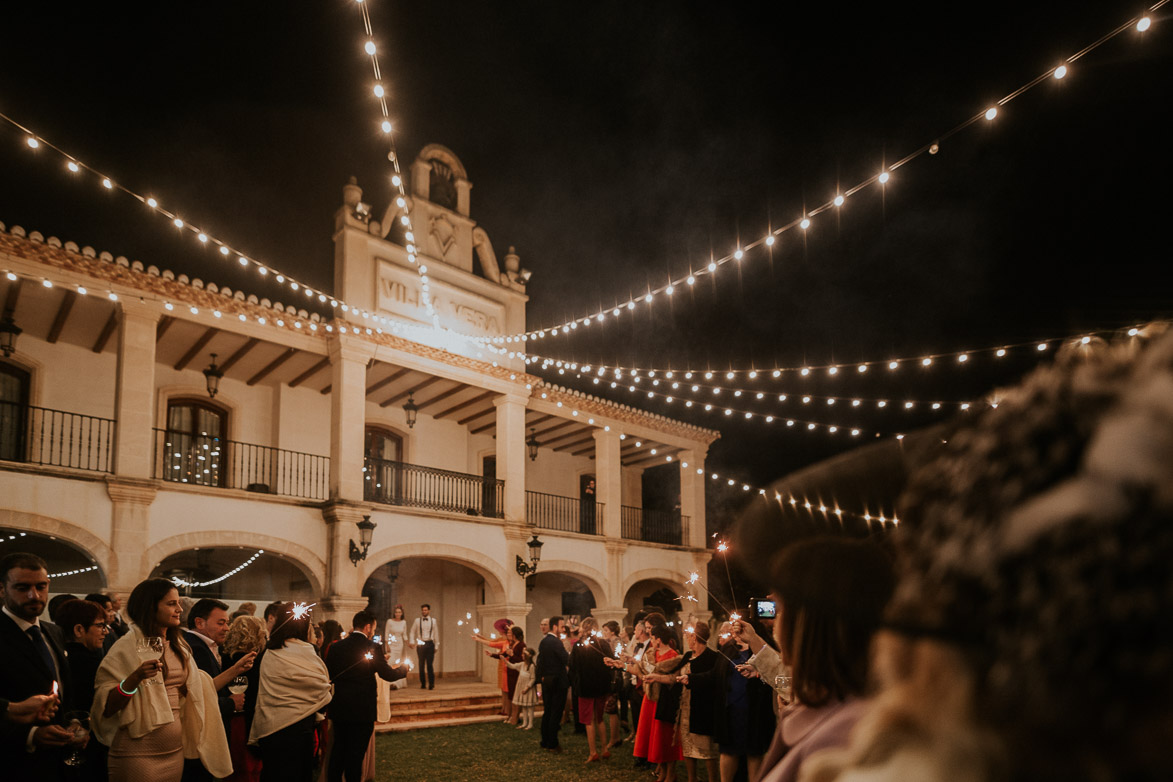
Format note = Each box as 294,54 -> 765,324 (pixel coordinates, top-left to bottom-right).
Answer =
0,509 -> 112,576
145,531 -> 325,598
359,541 -> 509,606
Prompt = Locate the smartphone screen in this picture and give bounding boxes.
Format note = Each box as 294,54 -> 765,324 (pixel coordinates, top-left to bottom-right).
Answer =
755,599 -> 777,619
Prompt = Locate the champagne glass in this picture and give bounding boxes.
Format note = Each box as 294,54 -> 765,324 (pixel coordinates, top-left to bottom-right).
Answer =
228,674 -> 249,711
136,636 -> 165,686
774,667 -> 793,705
63,710 -> 89,766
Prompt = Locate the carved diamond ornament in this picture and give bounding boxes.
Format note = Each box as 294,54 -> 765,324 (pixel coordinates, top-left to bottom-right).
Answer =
429,213 -> 457,257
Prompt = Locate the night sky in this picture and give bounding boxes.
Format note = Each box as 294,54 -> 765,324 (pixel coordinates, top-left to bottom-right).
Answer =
1,1 -> 1169,517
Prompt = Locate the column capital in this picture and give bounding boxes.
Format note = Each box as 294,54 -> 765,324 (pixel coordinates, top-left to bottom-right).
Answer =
603,539 -> 628,557
503,523 -> 533,542
493,392 -> 529,409
105,477 -> 158,505
319,595 -> 370,622
327,333 -> 376,364
118,298 -> 162,322
591,606 -> 629,627
322,500 -> 374,526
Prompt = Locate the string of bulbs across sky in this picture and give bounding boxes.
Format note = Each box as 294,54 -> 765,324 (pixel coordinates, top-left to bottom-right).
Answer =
476,4 -> 1165,346
0,4 -> 1163,383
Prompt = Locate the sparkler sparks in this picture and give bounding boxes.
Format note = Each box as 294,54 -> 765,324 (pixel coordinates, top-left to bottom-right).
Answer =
291,602 -> 317,620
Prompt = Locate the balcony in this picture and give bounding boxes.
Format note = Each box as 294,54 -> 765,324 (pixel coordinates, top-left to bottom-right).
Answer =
364,457 -> 504,518
153,429 -> 329,500
621,506 -> 689,546
0,401 -> 115,473
526,490 -> 603,535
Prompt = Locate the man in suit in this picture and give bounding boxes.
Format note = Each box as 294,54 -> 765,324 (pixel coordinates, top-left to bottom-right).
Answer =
326,610 -> 407,782
0,552 -> 75,780
102,589 -> 129,639
408,603 -> 438,689
181,598 -> 256,782
536,615 -> 570,752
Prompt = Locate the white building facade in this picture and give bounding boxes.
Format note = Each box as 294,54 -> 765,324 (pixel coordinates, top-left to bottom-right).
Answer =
0,145 -> 718,681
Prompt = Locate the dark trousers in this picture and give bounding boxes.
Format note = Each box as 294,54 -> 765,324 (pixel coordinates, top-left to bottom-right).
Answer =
631,690 -> 643,737
540,676 -> 568,748
417,640 -> 436,687
259,715 -> 316,782
327,720 -> 374,782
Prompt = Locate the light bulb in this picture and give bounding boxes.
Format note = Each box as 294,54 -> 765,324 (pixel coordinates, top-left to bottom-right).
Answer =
734,249 -> 744,260
147,197 -> 158,208
1137,17 -> 1151,32
173,218 -> 184,228
373,84 -> 385,97
382,120 -> 393,134
364,40 -> 376,55
888,361 -> 898,370
800,218 -> 811,230
666,285 -> 674,295
26,137 -> 39,149
834,194 -> 844,206
686,275 -> 695,285
1053,65 -> 1067,79
996,348 -> 1007,357
708,261 -> 717,272
239,256 -> 249,266
958,354 -> 968,363
984,107 -> 998,121
921,358 -> 932,366
102,178 -> 113,189
67,161 -> 80,173
765,235 -> 776,247
878,171 -> 890,184
198,233 -> 208,243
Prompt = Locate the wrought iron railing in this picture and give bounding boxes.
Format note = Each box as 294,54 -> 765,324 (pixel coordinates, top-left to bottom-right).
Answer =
364,457 -> 504,518
153,429 -> 329,500
0,400 -> 115,473
526,490 -> 603,535
621,505 -> 689,546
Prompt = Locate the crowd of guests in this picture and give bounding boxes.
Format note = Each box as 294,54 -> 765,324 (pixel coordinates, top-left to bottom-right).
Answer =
0,565 -> 407,782
5,328 -> 1173,782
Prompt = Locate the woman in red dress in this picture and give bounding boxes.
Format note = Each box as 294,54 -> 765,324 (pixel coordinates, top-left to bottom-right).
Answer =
626,624 -> 682,782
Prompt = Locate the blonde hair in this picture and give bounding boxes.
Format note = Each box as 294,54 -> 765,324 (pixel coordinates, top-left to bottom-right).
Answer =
223,614 -> 267,656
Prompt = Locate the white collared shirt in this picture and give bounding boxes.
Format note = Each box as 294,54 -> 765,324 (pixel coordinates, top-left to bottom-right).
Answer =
190,629 -> 219,654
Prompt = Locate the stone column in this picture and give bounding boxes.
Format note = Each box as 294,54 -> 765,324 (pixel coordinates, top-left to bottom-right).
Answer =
327,335 -> 374,502
591,606 -> 630,629
603,539 -> 627,610
320,501 -> 372,623
113,301 -> 160,479
593,429 -> 623,539
105,478 -> 157,592
679,449 -> 708,549
493,395 -> 527,522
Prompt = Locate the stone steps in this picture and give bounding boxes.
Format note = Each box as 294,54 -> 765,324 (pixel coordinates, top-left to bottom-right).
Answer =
377,682 -> 544,732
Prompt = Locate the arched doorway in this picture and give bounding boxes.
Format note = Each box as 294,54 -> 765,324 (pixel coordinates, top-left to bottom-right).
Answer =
149,547 -> 314,608
362,556 -> 494,681
0,526 -> 105,596
623,578 -> 688,623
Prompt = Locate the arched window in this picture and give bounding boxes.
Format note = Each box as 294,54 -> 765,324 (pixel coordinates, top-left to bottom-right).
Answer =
0,361 -> 31,462
163,398 -> 229,487
428,160 -> 458,212
364,425 -> 403,503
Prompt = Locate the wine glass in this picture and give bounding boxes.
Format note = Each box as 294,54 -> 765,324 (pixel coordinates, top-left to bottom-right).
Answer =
774,667 -> 793,706
228,674 -> 249,711
136,636 -> 165,686
63,710 -> 89,766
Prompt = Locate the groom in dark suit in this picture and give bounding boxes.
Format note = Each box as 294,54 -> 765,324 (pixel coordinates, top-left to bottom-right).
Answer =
536,615 -> 570,752
326,610 -> 408,782
0,552 -> 75,781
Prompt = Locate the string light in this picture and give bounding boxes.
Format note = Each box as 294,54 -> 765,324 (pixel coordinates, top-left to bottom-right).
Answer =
48,564 -> 99,578
482,2 -> 1166,344
171,550 -> 265,588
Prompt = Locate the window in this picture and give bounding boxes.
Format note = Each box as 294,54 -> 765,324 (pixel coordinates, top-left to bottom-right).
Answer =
0,362 -> 30,462
163,398 -> 228,487
364,426 -> 403,503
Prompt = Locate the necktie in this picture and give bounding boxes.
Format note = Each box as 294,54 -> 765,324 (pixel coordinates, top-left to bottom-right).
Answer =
27,625 -> 57,681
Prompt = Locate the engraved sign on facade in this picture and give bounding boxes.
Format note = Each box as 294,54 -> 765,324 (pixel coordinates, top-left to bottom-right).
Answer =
376,259 -> 504,336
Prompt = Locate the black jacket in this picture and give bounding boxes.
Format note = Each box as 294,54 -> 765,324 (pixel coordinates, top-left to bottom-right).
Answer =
0,611 -> 70,780
535,633 -> 569,686
183,630 -> 235,731
569,638 -> 613,698
682,647 -> 732,738
326,632 -> 405,724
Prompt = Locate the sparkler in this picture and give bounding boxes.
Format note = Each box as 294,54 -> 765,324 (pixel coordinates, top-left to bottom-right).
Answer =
291,601 -> 316,620
330,646 -> 380,681
717,540 -> 740,609
683,574 -> 733,614
51,681 -> 59,697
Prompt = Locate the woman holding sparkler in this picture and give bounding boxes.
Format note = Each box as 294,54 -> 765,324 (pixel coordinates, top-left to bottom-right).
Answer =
570,617 -> 614,763
249,603 -> 332,782
93,578 -> 231,781
472,618 -> 513,717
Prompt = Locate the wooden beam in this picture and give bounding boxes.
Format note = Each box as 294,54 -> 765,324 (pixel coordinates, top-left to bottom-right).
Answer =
532,420 -> 575,439
365,367 -> 411,396
625,448 -> 682,468
247,347 -> 297,386
457,407 -> 495,426
319,384 -> 332,395
380,375 -> 443,408
217,337 -> 259,374
571,445 -> 596,456
155,316 -> 174,341
543,427 -> 591,447
524,413 -> 556,429
436,390 -> 494,420
2,278 -> 22,318
551,434 -> 595,452
414,384 -> 468,412
470,419 -> 498,435
174,327 -> 219,371
289,356 -> 330,388
91,309 -> 119,353
46,290 -> 77,344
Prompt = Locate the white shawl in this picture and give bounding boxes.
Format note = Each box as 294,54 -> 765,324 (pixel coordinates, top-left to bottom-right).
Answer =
249,639 -> 333,743
91,624 -> 232,778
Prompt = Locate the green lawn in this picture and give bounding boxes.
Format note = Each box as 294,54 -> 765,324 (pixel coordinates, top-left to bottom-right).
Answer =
374,722 -> 715,781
